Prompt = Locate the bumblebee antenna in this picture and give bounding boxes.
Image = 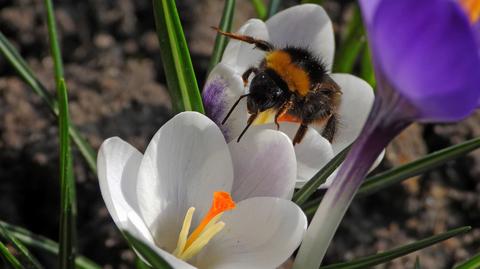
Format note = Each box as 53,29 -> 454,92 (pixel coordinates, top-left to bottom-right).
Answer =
237,113 -> 258,142
211,26 -> 274,51
222,94 -> 250,125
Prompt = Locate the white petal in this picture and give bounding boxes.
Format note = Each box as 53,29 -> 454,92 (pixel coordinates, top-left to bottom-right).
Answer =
123,212 -> 158,249
259,122 -> 335,187
97,137 -> 153,241
197,197 -> 307,269
203,63 -> 248,142
228,129 -> 296,201
136,112 -> 234,251
221,19 -> 269,74
330,73 -> 374,155
293,127 -> 334,185
266,4 -> 335,70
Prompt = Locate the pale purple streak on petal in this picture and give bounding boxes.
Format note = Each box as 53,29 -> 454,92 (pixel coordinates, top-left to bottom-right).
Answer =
202,63 -> 247,142
370,0 -> 480,121
203,78 -> 230,138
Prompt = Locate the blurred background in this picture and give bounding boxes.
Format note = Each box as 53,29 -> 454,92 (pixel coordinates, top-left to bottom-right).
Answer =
0,0 -> 479,268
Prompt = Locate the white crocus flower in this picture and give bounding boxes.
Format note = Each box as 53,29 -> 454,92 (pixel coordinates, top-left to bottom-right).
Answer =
97,112 -> 307,269
203,4 -> 382,187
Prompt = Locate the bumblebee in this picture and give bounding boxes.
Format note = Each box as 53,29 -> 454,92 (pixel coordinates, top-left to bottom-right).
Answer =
215,27 -> 342,145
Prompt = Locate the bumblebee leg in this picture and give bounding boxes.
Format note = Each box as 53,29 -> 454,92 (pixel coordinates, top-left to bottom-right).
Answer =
211,27 -> 274,51
321,114 -> 337,142
274,100 -> 294,130
242,67 -> 259,87
293,123 -> 309,145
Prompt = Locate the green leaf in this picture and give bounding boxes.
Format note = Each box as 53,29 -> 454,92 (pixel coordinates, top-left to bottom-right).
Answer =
358,136 -> 480,196
292,146 -> 350,206
136,257 -> 153,269
124,232 -> 173,269
415,256 -> 421,269
455,252 -> 480,269
250,0 -> 267,20
266,0 -> 282,19
44,2 -> 78,267
360,44 -> 376,87
57,78 -> 77,269
43,2 -> 78,267
0,240 -> 23,269
152,0 -> 204,113
0,224 -> 43,269
0,32 -> 97,173
0,221 -> 100,269
208,0 -> 236,74
332,6 -> 365,73
44,0 -> 64,84
319,226 -> 471,269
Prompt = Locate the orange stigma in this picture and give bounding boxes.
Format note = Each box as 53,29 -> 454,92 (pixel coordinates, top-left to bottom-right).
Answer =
460,0 -> 480,23
185,191 -> 235,248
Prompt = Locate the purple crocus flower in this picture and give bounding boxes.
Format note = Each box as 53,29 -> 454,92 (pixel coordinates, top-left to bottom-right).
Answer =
293,0 -> 480,268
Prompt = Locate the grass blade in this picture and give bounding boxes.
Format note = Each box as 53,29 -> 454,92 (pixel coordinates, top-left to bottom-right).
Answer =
319,226 -> 471,269
136,257 -> 153,269
0,32 -> 97,173
332,6 -> 365,73
414,257 -> 421,269
0,224 -> 43,269
292,146 -> 350,206
44,2 -> 78,267
0,240 -> 23,269
250,0 -> 267,20
0,221 -> 100,269
266,0 -> 282,19
57,79 -> 77,269
0,32 -> 55,109
207,0 -> 236,73
455,252 -> 480,269
44,0 -> 64,83
152,0 -> 204,113
124,232 -> 173,269
358,136 -> 480,196
302,137 -> 480,215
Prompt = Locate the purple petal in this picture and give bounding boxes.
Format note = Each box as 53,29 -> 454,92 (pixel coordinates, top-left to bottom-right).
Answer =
358,0 -> 381,27
368,0 -> 480,121
474,20 -> 480,52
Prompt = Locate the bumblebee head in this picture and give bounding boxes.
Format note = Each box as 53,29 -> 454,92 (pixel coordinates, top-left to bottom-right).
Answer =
247,71 -> 288,113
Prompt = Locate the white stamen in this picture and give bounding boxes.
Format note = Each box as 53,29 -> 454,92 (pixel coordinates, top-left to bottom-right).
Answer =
172,207 -> 195,257
179,221 -> 226,261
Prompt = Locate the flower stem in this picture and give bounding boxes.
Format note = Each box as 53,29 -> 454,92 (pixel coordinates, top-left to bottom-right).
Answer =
293,91 -> 412,269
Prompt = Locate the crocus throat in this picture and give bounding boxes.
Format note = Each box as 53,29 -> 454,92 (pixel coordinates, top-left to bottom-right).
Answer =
460,0 -> 480,23
172,191 -> 236,261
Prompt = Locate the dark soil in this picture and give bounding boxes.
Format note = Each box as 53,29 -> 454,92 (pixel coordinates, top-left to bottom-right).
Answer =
0,0 -> 479,268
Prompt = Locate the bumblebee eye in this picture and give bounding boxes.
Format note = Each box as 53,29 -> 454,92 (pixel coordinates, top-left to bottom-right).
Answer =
273,88 -> 283,97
